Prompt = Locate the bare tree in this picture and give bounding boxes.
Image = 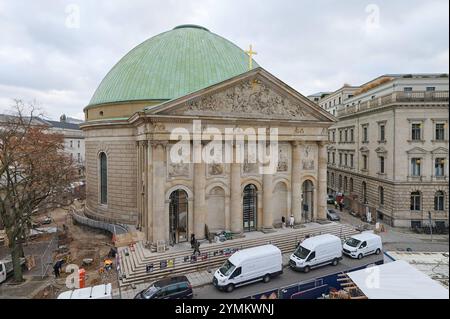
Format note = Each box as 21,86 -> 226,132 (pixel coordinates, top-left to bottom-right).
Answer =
0,100 -> 77,282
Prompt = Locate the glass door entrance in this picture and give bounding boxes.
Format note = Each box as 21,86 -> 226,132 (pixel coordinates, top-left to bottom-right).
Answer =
169,190 -> 188,245
243,184 -> 257,232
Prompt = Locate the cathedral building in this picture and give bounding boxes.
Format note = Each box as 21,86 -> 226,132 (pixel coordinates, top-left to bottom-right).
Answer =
81,25 -> 335,245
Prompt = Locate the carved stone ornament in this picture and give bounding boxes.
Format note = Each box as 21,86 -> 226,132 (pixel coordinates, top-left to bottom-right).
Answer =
178,81 -> 310,119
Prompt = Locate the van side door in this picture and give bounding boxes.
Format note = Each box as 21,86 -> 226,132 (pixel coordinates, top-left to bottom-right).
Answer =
306,251 -> 316,266
359,241 -> 368,256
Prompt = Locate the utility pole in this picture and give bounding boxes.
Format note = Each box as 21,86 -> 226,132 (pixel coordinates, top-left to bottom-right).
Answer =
428,211 -> 433,242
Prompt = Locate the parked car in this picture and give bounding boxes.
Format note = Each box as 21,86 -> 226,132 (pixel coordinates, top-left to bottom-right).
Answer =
289,234 -> 342,273
326,209 -> 340,221
134,276 -> 193,299
213,244 -> 283,292
1,257 -> 26,284
343,232 -> 382,259
327,194 -> 335,204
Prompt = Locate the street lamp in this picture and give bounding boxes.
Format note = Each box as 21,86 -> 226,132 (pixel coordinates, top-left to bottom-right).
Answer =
428,211 -> 433,242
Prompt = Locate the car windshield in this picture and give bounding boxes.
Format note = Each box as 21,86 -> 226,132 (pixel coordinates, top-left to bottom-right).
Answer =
345,238 -> 361,248
219,260 -> 236,276
294,245 -> 311,259
142,285 -> 159,298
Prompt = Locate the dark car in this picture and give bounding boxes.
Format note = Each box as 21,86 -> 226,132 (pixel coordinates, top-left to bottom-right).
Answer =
134,276 -> 193,299
326,209 -> 340,221
327,194 -> 335,204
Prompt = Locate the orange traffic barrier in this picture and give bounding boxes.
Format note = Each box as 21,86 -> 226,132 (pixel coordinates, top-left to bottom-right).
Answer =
79,268 -> 86,288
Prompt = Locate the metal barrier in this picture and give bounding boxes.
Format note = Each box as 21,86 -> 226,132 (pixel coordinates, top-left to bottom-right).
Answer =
70,207 -> 128,235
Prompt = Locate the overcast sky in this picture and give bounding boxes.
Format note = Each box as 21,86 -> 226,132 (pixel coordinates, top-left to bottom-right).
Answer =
0,0 -> 448,120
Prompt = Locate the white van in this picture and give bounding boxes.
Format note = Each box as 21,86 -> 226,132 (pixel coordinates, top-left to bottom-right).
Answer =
289,234 -> 342,273
1,257 -> 25,284
57,283 -> 112,299
213,245 -> 283,292
343,232 -> 382,259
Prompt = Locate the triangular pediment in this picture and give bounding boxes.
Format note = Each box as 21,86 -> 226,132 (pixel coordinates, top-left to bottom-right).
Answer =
431,147 -> 448,154
407,147 -> 427,154
145,68 -> 336,123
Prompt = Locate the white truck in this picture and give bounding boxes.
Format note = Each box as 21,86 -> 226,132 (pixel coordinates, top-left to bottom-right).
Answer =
289,234 -> 342,273
57,283 -> 113,299
213,245 -> 283,292
0,256 -> 26,284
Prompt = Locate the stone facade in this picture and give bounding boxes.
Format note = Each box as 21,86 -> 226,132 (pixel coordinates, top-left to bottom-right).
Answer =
82,69 -> 335,245
326,74 -> 449,228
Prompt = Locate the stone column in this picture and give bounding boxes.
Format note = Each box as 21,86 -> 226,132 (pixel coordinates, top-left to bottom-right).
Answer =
262,170 -> 274,230
136,141 -> 142,228
146,142 -> 153,243
317,141 -> 328,220
151,141 -> 166,244
194,156 -> 206,239
230,146 -> 242,234
291,141 -> 302,224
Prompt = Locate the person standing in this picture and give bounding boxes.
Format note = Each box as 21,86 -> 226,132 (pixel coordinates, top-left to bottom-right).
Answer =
289,214 -> 295,228
190,234 -> 196,249
281,216 -> 286,229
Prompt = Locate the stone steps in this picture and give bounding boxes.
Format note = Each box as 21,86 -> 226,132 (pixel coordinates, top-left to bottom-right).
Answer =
117,223 -> 359,287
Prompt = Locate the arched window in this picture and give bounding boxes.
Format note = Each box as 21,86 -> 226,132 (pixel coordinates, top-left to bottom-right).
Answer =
331,173 -> 335,188
338,175 -> 342,192
349,178 -> 353,193
435,191 -> 445,211
243,184 -> 257,231
100,152 -> 107,204
379,186 -> 384,206
410,191 -> 421,211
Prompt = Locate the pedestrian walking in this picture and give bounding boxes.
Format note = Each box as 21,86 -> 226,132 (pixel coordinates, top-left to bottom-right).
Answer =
289,214 -> 295,228
53,259 -> 63,278
281,216 -> 286,229
193,239 -> 201,255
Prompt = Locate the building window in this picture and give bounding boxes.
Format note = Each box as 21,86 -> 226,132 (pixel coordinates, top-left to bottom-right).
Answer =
339,130 -> 343,142
410,191 -> 421,211
332,152 -> 335,165
362,182 -> 367,204
379,124 -> 385,142
350,129 -> 354,142
362,155 -> 368,170
78,140 -> 80,148
344,130 -> 348,142
339,97 -> 341,104
404,87 -> 413,92
100,152 -> 108,204
411,123 -> 421,141
338,175 -> 342,191
349,178 -> 353,193
331,173 -> 335,187
332,131 -> 335,142
426,87 -> 435,92
339,153 -> 343,166
327,152 -> 330,163
434,191 -> 445,211
379,156 -> 385,174
344,154 -> 348,167
435,123 -> 445,141
411,220 -> 422,229
411,158 -> 421,176
379,187 -> 384,206
77,153 -> 81,163
435,158 -> 445,176
350,154 -> 354,168
362,126 -> 368,143
70,140 -> 73,148
344,177 -> 348,193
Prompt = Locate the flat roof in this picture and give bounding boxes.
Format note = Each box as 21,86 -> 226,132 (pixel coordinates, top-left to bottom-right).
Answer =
347,260 -> 449,299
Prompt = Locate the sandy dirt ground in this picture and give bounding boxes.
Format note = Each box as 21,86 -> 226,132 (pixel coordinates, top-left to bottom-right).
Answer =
0,204 -> 118,299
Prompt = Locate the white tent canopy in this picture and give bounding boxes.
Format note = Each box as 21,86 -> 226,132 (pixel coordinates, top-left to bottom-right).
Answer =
347,260 -> 449,299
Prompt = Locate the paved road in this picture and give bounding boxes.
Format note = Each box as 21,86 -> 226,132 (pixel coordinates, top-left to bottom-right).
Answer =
193,254 -> 383,299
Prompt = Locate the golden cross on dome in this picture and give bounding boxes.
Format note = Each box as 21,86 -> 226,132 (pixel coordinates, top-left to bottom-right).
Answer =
245,44 -> 257,70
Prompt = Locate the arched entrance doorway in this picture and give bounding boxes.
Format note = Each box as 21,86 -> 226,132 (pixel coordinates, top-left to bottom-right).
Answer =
302,180 -> 314,223
169,189 -> 188,245
243,184 -> 257,232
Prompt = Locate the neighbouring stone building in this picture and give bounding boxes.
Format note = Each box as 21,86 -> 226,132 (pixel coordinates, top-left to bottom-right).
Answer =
81,25 -> 335,246
324,74 -> 449,228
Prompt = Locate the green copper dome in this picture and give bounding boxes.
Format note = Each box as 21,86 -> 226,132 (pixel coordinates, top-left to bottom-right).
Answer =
88,25 -> 259,107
